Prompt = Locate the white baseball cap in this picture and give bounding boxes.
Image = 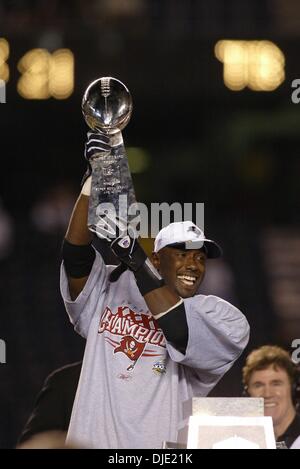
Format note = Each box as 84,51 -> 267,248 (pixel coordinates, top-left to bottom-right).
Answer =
154,221 -> 222,258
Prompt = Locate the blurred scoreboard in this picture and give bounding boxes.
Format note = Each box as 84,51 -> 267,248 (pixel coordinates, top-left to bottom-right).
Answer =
0,38 -> 74,100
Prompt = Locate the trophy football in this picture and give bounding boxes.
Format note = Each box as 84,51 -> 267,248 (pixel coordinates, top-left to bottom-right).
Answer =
82,77 -> 138,236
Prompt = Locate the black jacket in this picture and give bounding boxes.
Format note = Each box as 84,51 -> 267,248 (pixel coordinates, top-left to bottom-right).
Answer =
277,414 -> 300,449
18,361 -> 82,444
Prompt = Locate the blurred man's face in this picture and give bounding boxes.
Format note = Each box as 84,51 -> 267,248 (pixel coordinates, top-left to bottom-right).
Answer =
152,247 -> 206,298
247,365 -> 295,432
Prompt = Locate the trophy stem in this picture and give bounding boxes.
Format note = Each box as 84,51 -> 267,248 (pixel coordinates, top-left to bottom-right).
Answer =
88,133 -> 139,235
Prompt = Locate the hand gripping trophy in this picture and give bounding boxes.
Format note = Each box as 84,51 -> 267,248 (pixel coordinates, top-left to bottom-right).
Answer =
82,77 -> 139,236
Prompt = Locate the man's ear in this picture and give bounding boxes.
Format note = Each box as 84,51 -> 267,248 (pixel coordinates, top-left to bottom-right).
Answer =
151,252 -> 160,271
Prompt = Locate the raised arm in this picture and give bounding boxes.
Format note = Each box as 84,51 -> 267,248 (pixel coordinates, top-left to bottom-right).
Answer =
62,131 -> 111,300
63,185 -> 93,300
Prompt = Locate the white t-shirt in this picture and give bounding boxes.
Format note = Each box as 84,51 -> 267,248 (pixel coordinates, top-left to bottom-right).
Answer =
60,251 -> 249,449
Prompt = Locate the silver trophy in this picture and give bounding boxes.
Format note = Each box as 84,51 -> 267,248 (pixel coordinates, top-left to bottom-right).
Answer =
82,77 -> 138,235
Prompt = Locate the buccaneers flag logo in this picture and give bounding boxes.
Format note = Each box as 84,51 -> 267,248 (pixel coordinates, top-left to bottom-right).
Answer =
114,335 -> 146,371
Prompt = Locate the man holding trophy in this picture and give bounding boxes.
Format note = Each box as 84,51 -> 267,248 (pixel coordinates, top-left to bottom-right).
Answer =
60,77 -> 249,448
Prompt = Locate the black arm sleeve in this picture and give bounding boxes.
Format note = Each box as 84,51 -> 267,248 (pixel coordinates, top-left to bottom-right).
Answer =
156,301 -> 189,355
62,239 -> 95,278
134,259 -> 165,296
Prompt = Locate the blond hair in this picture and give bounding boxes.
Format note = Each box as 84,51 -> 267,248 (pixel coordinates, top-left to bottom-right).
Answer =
242,345 -> 296,388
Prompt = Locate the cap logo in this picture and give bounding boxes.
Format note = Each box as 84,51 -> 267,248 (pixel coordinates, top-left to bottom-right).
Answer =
187,225 -> 202,236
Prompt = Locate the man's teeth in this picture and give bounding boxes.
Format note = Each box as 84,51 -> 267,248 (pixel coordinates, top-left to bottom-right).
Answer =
177,275 -> 196,286
265,403 -> 276,408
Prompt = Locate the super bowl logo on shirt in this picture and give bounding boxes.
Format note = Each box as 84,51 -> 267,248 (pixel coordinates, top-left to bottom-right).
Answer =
152,360 -> 167,375
98,305 -> 166,372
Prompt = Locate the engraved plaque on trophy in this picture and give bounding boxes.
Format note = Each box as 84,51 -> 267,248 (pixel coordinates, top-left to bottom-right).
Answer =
82,77 -> 138,235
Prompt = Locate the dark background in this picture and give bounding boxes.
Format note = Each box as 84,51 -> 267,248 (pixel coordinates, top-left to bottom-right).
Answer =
1,0 -> 300,448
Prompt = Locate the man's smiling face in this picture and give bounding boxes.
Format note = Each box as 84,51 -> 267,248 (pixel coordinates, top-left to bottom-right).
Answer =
247,365 -> 295,430
152,246 -> 206,298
